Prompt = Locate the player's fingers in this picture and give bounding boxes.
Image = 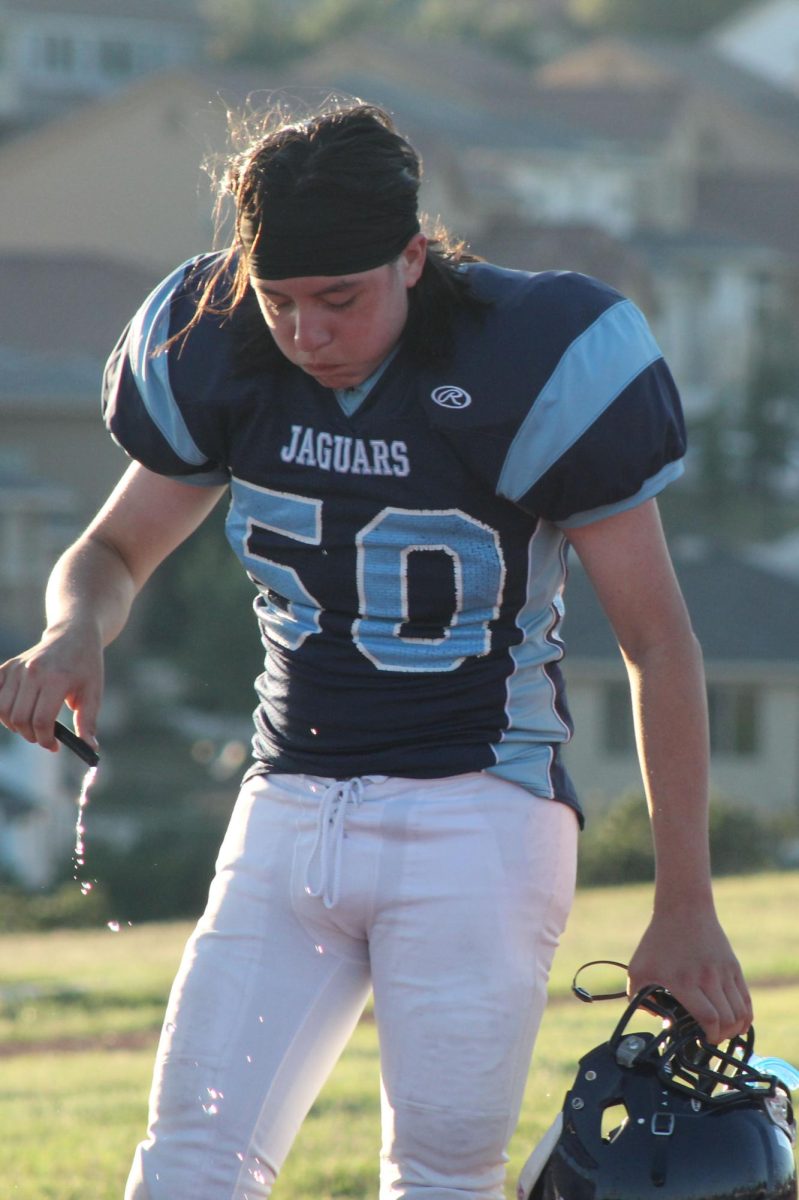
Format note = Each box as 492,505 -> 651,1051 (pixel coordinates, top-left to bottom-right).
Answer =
704,988 -> 736,1045
666,983 -> 723,1044
0,664 -> 36,738
720,969 -> 753,1039
67,689 -> 102,750
24,688 -> 67,750
4,663 -> 69,748
0,657 -> 20,705
674,972 -> 751,1045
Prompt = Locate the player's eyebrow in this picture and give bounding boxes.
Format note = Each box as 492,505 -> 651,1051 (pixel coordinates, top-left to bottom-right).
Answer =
257,280 -> 360,300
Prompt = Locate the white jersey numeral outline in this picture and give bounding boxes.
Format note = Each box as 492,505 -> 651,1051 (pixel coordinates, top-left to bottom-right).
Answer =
229,478 -> 506,672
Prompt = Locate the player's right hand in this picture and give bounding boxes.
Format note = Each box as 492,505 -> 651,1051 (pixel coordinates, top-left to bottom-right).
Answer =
0,624 -> 103,753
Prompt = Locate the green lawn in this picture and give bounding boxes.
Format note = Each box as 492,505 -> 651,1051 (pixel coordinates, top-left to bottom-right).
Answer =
1,874 -> 797,1198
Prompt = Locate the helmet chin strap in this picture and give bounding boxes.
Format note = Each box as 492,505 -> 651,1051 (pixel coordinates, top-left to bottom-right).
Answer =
571,959 -> 630,1003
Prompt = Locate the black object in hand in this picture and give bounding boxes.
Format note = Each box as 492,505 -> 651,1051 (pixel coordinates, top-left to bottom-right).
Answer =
54,720 -> 100,767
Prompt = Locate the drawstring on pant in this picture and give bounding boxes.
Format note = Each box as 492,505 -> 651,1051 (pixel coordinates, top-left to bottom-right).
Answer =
305,777 -> 384,909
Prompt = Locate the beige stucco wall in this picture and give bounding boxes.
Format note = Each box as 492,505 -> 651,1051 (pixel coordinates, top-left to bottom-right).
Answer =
564,668 -> 799,817
2,403 -> 129,518
0,74 -> 226,272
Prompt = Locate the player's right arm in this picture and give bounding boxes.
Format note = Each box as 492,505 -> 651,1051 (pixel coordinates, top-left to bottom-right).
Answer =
0,462 -> 225,753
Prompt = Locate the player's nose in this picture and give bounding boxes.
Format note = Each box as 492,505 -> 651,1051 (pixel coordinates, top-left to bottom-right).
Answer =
293,308 -> 332,353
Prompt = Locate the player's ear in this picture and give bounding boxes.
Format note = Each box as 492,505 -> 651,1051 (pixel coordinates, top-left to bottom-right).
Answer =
398,234 -> 427,287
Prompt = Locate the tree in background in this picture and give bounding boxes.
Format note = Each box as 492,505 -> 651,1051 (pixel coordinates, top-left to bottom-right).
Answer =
201,0 -> 757,69
572,0 -> 753,37
739,339 -> 799,506
201,0 -> 306,65
140,504 -> 263,715
413,0 -> 548,65
201,0 -> 403,66
685,320 -> 799,542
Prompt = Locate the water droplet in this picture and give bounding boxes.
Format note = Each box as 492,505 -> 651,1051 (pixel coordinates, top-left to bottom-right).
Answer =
165,1022 -> 176,1034
258,1015 -> 264,1024
246,1055 -> 253,1064
107,921 -> 120,933
236,1153 -> 245,1162
80,881 -> 93,895
314,944 -> 325,955
203,1103 -> 219,1116
73,765 -> 97,857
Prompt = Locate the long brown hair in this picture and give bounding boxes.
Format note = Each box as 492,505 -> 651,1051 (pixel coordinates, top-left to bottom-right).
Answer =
176,99 -> 488,369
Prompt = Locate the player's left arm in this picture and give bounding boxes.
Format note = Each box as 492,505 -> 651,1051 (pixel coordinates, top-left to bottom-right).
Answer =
566,497 -> 753,1042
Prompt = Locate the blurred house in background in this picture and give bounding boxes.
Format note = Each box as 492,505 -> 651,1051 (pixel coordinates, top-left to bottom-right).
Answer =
0,252 -> 164,642
0,0 -> 205,133
0,466 -> 74,635
0,73 -> 223,271
511,36 -> 799,416
563,542 -> 799,817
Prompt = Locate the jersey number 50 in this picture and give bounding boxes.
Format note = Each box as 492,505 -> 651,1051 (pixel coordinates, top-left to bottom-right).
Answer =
228,478 -> 506,673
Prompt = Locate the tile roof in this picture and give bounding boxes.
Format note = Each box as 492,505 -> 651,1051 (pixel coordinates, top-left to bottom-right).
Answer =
533,84 -> 684,144
0,252 -> 161,357
694,171 -> 799,257
533,34 -> 799,146
471,217 -> 656,309
564,541 -> 799,664
0,252 -> 162,403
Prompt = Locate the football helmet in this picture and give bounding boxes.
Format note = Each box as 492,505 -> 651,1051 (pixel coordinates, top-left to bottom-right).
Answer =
519,982 -> 797,1200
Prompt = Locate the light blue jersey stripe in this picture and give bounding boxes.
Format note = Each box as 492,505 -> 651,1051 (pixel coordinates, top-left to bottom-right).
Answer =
490,521 -> 571,798
498,299 -> 663,501
557,459 -> 684,529
128,260 -> 209,467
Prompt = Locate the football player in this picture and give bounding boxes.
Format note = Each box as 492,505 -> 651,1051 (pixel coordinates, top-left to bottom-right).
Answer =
0,102 -> 752,1200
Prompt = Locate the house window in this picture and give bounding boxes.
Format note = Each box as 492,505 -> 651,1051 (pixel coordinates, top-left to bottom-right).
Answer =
603,681 -> 635,754
0,510 -> 38,583
99,39 -> 133,77
42,35 -> 75,73
602,681 -> 760,758
707,684 -> 759,756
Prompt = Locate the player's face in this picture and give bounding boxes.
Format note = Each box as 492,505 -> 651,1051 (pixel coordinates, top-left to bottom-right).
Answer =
250,234 -> 427,389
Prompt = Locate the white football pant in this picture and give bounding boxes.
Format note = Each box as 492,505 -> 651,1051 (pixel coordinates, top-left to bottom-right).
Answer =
125,770 -> 577,1200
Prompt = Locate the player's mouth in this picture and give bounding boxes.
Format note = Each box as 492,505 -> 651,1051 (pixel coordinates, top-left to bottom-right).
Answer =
304,362 -> 358,385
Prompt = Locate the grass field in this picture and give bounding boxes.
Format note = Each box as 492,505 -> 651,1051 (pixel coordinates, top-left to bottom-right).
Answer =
1,873 -> 797,1198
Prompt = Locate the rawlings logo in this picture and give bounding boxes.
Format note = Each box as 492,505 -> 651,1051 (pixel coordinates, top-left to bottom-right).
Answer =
431,385 -> 472,409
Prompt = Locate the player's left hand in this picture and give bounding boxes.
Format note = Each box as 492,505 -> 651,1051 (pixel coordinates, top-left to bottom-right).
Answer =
628,905 -> 753,1044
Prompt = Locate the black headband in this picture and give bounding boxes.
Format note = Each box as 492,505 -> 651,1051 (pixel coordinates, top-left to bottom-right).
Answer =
239,185 -> 420,280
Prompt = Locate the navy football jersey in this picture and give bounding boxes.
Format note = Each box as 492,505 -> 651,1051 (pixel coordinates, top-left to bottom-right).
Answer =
103,254 -> 686,817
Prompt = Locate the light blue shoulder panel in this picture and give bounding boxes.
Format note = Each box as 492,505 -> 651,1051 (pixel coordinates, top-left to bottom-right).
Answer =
497,299 -> 663,502
127,259 -> 210,468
